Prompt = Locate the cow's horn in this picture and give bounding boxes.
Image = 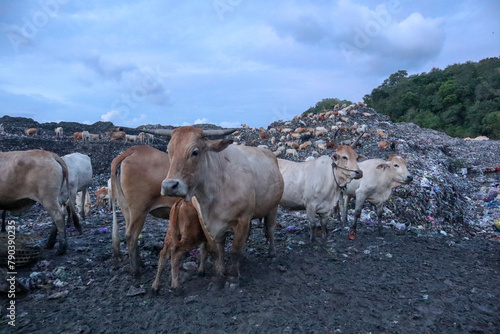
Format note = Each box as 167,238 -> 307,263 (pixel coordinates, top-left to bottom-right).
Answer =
142,129 -> 173,137
331,128 -> 341,147
202,128 -> 238,137
351,132 -> 364,148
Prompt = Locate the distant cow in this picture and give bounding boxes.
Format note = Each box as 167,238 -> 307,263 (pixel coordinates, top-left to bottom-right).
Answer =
24,128 -> 37,136
0,150 -> 79,254
54,127 -> 63,137
107,130 -> 126,141
278,135 -> 363,242
111,145 -> 179,275
82,131 -> 90,143
152,199 -> 208,292
88,133 -> 100,141
137,132 -> 154,144
147,126 -> 284,289
73,132 -> 83,141
61,153 -> 93,220
340,154 -> 413,239
125,134 -> 138,142
95,186 -> 109,210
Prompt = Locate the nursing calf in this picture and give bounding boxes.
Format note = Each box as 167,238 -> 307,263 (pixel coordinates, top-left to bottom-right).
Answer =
152,199 -> 208,292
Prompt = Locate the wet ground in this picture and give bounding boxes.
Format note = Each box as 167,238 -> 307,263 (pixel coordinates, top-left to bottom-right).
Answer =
1,206 -> 499,334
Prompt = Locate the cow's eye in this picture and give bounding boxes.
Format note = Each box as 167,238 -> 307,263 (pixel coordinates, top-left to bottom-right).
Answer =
394,164 -> 399,168
191,149 -> 199,157
342,156 -> 348,160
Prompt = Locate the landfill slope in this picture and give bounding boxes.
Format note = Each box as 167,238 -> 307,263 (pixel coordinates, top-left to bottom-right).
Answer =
0,108 -> 499,333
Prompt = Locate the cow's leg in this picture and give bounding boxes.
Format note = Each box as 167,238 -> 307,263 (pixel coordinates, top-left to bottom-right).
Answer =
198,242 -> 207,276
47,223 -> 58,249
208,239 -> 226,291
306,204 -> 317,242
349,196 -> 365,240
263,208 -> 277,258
80,189 -> 87,219
227,217 -> 250,287
339,193 -> 350,225
66,200 -> 82,234
125,215 -> 146,275
46,205 -> 67,255
318,212 -> 329,239
375,203 -> 385,236
151,244 -> 169,293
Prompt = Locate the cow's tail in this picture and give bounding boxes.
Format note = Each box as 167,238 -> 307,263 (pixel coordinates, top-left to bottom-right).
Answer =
111,149 -> 135,257
54,153 -> 81,233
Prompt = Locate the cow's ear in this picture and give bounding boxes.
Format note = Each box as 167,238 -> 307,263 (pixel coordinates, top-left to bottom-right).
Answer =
376,163 -> 390,170
357,154 -> 368,162
207,138 -> 233,152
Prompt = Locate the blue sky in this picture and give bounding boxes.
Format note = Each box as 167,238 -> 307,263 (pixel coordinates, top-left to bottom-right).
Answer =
1,0 -> 499,128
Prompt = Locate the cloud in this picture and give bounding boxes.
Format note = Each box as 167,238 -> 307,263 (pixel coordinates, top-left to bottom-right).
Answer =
219,121 -> 241,128
193,118 -> 209,125
101,110 -> 121,122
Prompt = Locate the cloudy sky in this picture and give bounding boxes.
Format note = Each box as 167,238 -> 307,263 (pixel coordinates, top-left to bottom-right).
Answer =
1,0 -> 499,128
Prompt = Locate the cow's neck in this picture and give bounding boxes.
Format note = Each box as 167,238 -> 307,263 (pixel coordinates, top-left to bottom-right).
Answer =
191,150 -> 227,211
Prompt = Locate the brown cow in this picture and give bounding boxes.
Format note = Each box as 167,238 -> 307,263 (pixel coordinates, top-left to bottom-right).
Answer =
152,199 -> 209,292
0,150 -> 79,254
107,130 -> 126,141
146,126 -> 284,289
111,145 -> 179,275
95,186 -> 109,209
24,128 -> 37,136
73,132 -> 83,141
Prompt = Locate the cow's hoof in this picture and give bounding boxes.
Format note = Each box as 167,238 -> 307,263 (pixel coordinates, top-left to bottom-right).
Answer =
56,245 -> 67,255
172,287 -> 184,297
348,231 -> 357,240
148,288 -> 160,297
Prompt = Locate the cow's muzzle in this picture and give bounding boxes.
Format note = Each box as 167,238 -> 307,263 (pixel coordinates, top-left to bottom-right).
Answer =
353,169 -> 363,180
405,175 -> 414,184
161,179 -> 188,197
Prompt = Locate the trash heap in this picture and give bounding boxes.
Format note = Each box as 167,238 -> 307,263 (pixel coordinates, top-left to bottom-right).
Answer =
232,103 -> 500,237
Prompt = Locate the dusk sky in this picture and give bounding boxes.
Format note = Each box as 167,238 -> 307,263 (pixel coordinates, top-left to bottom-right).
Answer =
1,0 -> 499,128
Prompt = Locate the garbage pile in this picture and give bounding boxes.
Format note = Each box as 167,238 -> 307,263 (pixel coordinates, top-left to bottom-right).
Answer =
231,104 -> 500,237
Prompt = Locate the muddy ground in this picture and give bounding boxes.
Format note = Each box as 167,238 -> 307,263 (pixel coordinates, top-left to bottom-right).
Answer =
0,116 -> 499,333
2,206 -> 499,334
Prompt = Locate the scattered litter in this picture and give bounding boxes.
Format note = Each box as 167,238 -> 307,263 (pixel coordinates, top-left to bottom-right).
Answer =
48,290 -> 69,300
126,286 -> 146,297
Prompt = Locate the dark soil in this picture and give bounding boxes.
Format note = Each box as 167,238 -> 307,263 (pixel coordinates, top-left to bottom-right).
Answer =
1,114 -> 499,334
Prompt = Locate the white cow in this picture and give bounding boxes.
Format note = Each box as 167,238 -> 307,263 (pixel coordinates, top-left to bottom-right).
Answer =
82,131 -> 90,143
54,127 -> 63,137
61,153 -> 93,220
278,147 -> 363,242
340,154 -> 413,239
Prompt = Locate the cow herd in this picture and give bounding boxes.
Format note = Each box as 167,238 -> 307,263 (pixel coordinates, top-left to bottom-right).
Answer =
0,125 -> 412,293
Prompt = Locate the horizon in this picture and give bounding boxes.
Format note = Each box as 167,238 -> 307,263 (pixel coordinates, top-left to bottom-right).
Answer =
1,1 -> 499,128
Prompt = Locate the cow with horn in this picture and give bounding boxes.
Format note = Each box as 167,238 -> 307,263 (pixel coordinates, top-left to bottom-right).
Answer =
144,126 -> 284,289
278,129 -> 364,242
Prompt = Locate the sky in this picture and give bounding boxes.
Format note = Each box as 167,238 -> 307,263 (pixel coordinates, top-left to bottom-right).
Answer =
0,0 -> 499,129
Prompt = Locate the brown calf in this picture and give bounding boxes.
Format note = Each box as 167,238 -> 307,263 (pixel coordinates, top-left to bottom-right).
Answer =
152,198 -> 208,292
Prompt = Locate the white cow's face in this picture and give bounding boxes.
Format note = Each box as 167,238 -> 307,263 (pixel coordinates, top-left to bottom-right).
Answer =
387,155 -> 413,184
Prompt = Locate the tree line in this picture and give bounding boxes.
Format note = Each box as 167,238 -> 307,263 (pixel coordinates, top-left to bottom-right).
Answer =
305,57 -> 500,139
362,57 -> 500,139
